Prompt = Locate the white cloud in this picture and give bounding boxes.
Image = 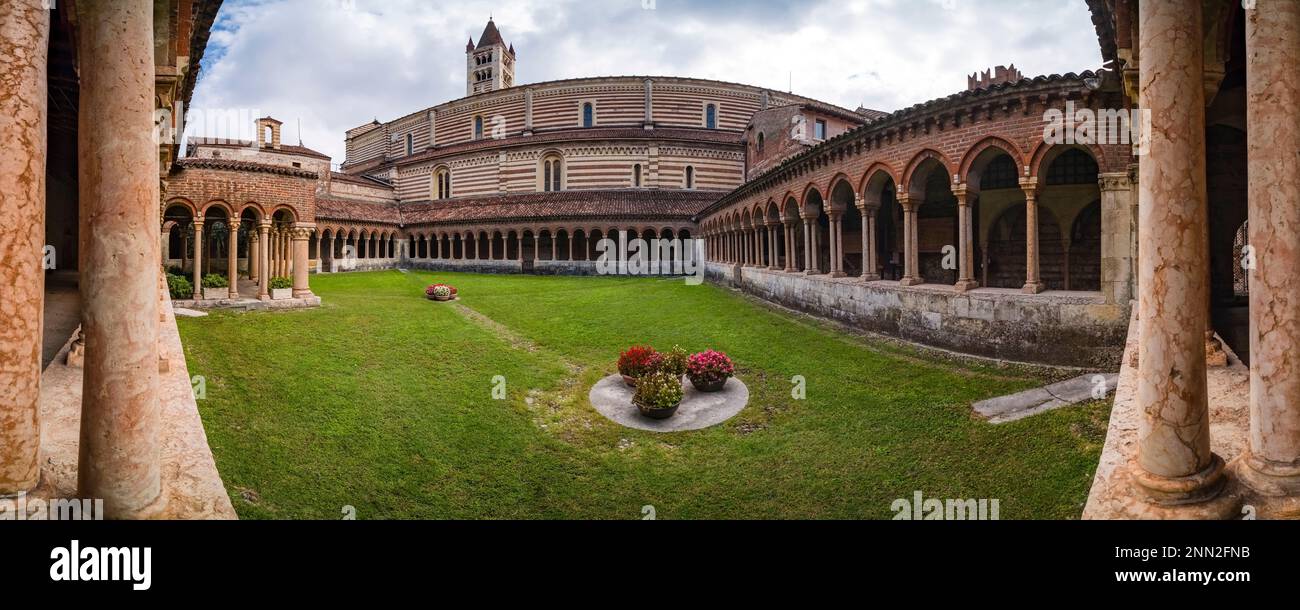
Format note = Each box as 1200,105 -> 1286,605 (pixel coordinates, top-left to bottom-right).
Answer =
190,0 -> 1103,164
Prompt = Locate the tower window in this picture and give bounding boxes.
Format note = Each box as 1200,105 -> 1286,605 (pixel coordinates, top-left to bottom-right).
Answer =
433,168 -> 452,200
474,116 -> 484,139
582,103 -> 594,128
541,154 -> 563,192
705,104 -> 717,129
633,164 -> 642,188
685,166 -> 695,189
405,133 -> 414,156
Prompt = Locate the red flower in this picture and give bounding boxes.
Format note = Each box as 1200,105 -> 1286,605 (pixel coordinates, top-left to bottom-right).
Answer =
686,350 -> 735,385
618,346 -> 662,378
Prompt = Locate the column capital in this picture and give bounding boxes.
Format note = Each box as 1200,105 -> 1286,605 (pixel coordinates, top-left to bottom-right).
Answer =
896,194 -> 914,211
1018,177 -> 1039,197
227,218 -> 241,230
953,183 -> 969,201
1098,171 -> 1134,192
192,219 -> 205,230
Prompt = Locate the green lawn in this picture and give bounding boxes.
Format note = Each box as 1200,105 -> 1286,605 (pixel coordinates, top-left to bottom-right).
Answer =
177,270 -> 1109,519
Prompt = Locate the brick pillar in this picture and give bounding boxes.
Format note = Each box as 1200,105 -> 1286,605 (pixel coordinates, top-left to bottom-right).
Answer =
1238,0 -> 1300,496
77,0 -> 163,518
898,195 -> 923,286
1130,0 -> 1226,508
0,0 -> 49,496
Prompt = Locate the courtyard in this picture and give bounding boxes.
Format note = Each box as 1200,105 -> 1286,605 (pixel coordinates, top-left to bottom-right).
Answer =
178,271 -> 1109,519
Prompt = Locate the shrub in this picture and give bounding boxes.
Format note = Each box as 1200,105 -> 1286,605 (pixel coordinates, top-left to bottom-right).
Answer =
633,371 -> 684,410
660,345 -> 689,377
201,273 -> 229,289
167,274 -> 193,300
269,276 -> 293,290
617,346 -> 662,379
687,350 -> 735,386
165,265 -> 184,277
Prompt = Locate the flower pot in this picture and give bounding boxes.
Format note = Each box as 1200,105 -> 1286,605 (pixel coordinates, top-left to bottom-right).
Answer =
203,287 -> 228,300
621,374 -> 639,387
636,401 -> 680,420
271,288 -> 292,300
689,377 -> 728,392
430,294 -> 453,302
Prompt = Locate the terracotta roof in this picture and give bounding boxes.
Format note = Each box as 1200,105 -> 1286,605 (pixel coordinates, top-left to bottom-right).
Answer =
174,158 -> 318,179
315,197 -> 403,224
398,189 -> 724,226
1087,0 -> 1119,67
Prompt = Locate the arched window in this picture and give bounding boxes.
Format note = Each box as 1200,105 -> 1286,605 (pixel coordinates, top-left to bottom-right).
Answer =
432,168 -> 451,200
474,116 -> 484,140
1045,148 -> 1099,185
757,132 -> 765,153
405,133 -> 414,156
705,104 -> 717,129
685,166 -> 695,189
633,164 -> 642,188
540,154 -> 563,192
582,102 -> 594,128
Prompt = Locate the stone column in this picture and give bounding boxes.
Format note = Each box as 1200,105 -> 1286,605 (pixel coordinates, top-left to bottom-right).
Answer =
1020,179 -> 1045,294
1239,0 -> 1300,496
0,0 -> 48,496
533,233 -> 540,260
767,225 -> 778,270
828,211 -> 845,277
191,220 -> 204,299
860,202 -> 880,281
249,231 -> 259,280
227,220 -> 241,298
76,0 -> 163,519
1099,172 -> 1137,305
291,226 -> 313,298
954,186 -> 978,291
898,196 -> 923,286
258,223 -> 270,300
782,222 -> 794,271
1130,0 -> 1226,508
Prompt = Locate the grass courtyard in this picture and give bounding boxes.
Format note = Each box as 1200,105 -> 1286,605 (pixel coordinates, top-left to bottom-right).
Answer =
176,270 -> 1110,519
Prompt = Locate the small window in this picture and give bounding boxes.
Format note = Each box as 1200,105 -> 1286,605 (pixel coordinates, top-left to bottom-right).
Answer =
582,103 -> 594,128
433,168 -> 452,200
685,166 -> 695,190
706,104 -> 717,129
633,164 -> 642,188
405,133 -> 414,156
292,162 -> 301,168
474,116 -> 484,140
541,155 -> 563,192
814,119 -> 827,140
756,133 -> 765,153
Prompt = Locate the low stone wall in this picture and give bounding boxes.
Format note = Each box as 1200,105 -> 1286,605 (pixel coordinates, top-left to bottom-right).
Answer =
706,262 -> 1128,368
405,258 -> 523,274
534,260 -> 599,275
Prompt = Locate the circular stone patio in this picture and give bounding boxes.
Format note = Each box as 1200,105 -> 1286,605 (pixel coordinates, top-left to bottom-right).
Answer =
588,374 -> 749,432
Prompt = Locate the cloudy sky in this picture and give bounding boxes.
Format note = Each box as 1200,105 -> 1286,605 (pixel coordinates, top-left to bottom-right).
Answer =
189,0 -> 1103,164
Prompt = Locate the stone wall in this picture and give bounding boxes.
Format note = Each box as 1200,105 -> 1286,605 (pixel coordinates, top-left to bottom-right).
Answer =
705,262 -> 1129,368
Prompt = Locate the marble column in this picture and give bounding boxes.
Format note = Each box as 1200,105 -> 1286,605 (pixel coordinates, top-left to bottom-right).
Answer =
249,231 -> 259,280
829,211 -> 845,277
767,225 -> 778,270
954,186 -> 979,291
227,220 -> 241,298
1130,0 -> 1225,506
0,0 -> 49,496
76,0 -> 163,519
1239,0 -> 1300,496
191,221 -> 204,299
899,196 -> 923,286
291,226 -> 313,298
258,223 -> 270,300
860,201 -> 881,281
1020,179 -> 1045,294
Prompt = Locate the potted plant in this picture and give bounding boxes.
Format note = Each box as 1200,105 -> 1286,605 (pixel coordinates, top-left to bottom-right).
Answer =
201,273 -> 229,300
686,349 -> 735,392
661,345 -> 689,383
617,346 -> 662,387
632,371 -> 684,420
425,283 -> 457,301
269,276 -> 293,300
428,284 -> 454,302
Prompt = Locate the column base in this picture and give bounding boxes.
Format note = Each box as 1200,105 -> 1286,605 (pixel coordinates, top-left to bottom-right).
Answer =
1234,452 -> 1300,497
258,295 -> 271,302
191,292 -> 202,300
805,269 -> 822,276
1132,453 -> 1228,507
292,289 -> 314,298
899,276 -> 925,287
954,279 -> 980,292
1022,281 -> 1045,294
828,271 -> 846,278
861,273 -> 881,282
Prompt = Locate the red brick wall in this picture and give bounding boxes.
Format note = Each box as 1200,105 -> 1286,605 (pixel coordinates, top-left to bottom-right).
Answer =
167,165 -> 318,223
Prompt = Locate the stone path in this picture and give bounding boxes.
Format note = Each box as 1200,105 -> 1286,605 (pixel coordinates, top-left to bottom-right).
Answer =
589,374 -> 749,432
973,373 -> 1118,424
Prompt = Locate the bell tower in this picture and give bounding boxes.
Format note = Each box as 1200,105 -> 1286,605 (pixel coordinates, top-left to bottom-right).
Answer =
466,18 -> 515,97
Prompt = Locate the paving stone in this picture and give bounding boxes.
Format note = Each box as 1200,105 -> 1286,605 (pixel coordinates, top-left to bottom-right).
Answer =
589,374 -> 748,432
974,373 -> 1118,424
173,308 -> 208,318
